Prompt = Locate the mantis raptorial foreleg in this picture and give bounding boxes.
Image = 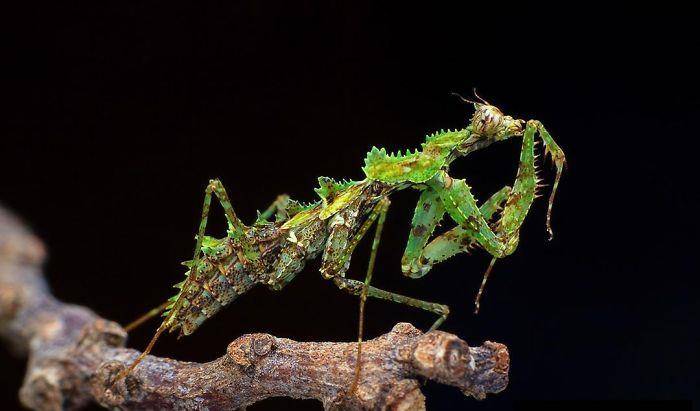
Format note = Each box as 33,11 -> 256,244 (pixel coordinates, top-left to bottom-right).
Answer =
406,120 -> 565,312
532,120 -> 566,239
401,188 -> 446,278
401,186 -> 511,278
414,127 -> 535,313
425,119 -> 541,257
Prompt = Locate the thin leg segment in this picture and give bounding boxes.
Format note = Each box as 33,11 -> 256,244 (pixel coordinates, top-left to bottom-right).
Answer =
332,277 -> 450,331
123,300 -> 171,332
428,120 -> 539,258
256,194 -> 291,223
350,198 -> 390,395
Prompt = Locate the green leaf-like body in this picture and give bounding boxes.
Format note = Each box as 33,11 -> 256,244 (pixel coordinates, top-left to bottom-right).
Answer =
314,177 -> 358,202
362,128 -> 470,183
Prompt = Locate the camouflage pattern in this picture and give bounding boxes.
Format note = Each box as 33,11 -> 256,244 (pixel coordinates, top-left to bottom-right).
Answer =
120,95 -> 566,381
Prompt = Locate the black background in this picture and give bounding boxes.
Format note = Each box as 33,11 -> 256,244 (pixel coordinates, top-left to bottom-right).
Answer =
2,4 -> 698,410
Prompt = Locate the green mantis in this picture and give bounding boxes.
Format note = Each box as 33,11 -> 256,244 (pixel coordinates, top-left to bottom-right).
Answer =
117,93 -> 566,397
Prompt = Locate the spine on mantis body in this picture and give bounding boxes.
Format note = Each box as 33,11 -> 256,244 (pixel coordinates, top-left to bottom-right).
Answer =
162,177 -> 361,337
362,128 -> 472,184
162,236 -> 255,336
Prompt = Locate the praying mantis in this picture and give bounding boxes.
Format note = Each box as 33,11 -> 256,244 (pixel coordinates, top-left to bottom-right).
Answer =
116,93 -> 566,397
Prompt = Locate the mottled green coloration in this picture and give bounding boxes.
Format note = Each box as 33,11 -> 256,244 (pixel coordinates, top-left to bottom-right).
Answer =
120,95 -> 566,384
362,128 -> 468,183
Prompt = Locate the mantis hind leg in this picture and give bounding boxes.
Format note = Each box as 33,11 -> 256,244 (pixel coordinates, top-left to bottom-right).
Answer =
116,178 -> 251,382
123,180 -> 256,333
123,300 -> 171,332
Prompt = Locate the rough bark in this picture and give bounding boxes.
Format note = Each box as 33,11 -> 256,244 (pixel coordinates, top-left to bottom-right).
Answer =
0,205 -> 509,410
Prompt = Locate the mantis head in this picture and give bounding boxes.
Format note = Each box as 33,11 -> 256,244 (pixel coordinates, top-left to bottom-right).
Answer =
452,91 -> 525,142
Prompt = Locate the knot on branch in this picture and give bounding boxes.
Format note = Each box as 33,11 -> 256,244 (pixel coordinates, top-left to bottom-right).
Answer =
461,341 -> 509,400
19,366 -> 65,411
91,360 -> 131,407
379,379 -> 425,411
77,319 -> 127,350
226,333 -> 277,373
0,208 -> 46,265
409,331 -> 473,382
20,357 -> 85,411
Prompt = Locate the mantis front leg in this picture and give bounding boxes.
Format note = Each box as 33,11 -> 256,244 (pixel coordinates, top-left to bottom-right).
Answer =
402,120 -> 564,311
401,186 -> 511,278
427,120 -> 548,256
533,120 -> 566,239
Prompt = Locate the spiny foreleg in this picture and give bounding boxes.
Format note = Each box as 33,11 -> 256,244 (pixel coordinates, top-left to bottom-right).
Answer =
493,120 -> 539,243
400,188 -> 446,278
401,186 -> 511,278
423,120 -> 559,312
530,120 -> 566,239
419,126 -> 536,312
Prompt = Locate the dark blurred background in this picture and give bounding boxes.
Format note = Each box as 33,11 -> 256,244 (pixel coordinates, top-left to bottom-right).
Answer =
2,4 -> 698,410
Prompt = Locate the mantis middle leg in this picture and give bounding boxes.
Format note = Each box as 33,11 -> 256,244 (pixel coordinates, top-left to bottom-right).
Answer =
256,194 -> 292,224
321,198 -> 451,329
321,198 -> 449,394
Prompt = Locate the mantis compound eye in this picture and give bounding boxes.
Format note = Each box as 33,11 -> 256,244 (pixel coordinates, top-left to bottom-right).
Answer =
471,105 -> 504,137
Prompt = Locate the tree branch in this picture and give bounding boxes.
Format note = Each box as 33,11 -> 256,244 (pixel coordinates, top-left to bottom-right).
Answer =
0,205 -> 509,410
